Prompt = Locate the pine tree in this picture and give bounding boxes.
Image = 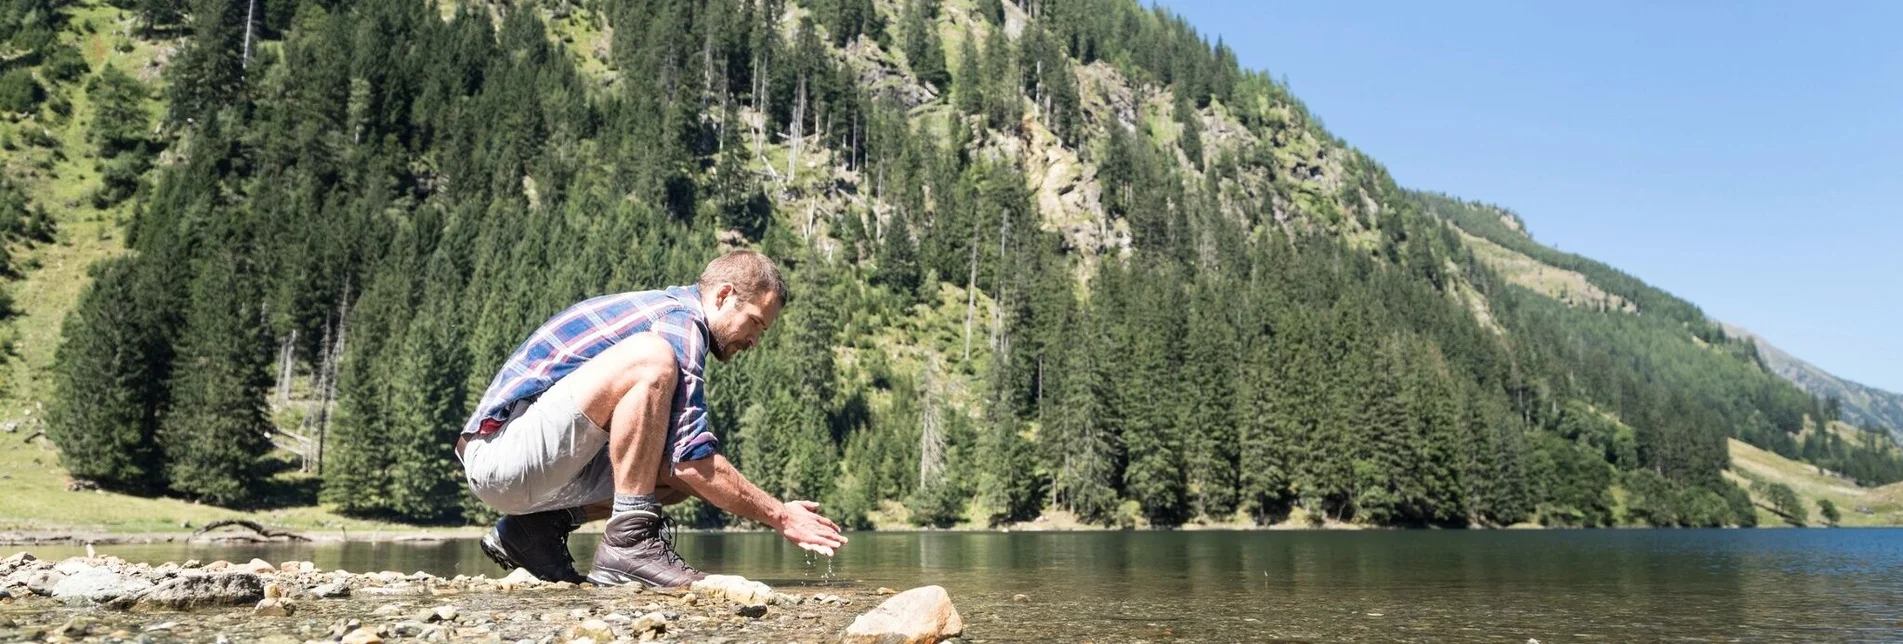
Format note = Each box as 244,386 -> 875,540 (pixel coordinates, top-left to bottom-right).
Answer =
87,65 -> 151,156
376,253 -> 469,520
1117,258 -> 1187,525
953,32 -> 982,116
1049,292 -> 1119,522
166,0 -> 249,125
160,249 -> 272,505
1180,274 -> 1238,519
43,257 -> 172,490
899,0 -> 950,90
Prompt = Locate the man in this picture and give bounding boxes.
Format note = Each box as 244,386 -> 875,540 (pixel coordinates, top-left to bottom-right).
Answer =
457,250 -> 847,588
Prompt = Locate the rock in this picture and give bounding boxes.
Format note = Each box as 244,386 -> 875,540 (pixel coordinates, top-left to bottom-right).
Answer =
52,567 -> 152,605
1,551 -> 33,570
54,559 -> 93,575
679,591 -> 697,605
340,628 -> 383,644
253,598 -> 294,616
1012,593 -> 1030,603
494,567 -> 541,588
769,592 -> 803,606
568,618 -> 614,641
841,585 -> 964,644
566,638 -> 598,644
876,587 -> 897,595
6,569 -> 65,596
263,583 -> 283,599
689,574 -> 774,605
120,572 -> 265,610
242,558 -> 276,575
203,560 -> 231,571
372,604 -> 404,617
309,581 -> 352,599
432,605 -> 459,622
735,603 -> 768,619
628,611 -> 668,636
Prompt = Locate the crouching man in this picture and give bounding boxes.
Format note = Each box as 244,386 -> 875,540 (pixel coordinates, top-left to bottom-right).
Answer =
457,250 -> 846,587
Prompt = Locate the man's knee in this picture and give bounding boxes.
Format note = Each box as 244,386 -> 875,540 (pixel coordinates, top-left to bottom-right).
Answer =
615,335 -> 678,402
567,333 -> 679,427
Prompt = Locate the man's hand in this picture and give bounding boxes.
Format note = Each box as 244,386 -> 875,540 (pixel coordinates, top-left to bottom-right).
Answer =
775,500 -> 847,556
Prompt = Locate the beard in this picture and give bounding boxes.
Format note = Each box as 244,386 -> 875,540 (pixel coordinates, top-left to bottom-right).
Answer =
710,331 -> 741,362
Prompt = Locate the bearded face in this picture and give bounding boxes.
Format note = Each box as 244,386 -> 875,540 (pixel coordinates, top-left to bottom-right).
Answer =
707,285 -> 781,362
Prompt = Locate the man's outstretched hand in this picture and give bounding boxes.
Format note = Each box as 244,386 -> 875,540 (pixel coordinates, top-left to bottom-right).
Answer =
776,500 -> 847,556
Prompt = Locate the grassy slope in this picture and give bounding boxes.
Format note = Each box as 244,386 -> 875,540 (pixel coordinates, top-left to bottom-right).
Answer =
1723,437 -> 1903,527
0,1 -> 421,537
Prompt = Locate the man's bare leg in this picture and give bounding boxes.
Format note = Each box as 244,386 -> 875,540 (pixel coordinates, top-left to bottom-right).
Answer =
559,333 -> 678,499
555,334 -> 706,587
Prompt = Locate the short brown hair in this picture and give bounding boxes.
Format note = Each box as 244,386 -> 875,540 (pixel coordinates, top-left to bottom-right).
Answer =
698,250 -> 788,304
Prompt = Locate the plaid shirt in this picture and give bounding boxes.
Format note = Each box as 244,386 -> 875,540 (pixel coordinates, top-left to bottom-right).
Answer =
463,285 -> 719,463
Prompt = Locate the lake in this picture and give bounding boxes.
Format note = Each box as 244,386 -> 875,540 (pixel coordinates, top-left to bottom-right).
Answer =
21,528 -> 1903,642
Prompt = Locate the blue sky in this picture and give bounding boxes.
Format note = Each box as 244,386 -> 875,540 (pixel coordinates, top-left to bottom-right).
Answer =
1157,0 -> 1903,393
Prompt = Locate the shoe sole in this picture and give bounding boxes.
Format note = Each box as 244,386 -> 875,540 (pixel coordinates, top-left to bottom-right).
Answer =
478,532 -> 523,572
584,567 -> 654,587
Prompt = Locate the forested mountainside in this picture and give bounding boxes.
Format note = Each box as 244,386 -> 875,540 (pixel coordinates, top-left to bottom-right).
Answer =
6,0 -> 1899,529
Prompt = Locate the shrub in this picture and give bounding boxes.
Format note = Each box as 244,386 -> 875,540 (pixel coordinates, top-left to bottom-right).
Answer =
0,70 -> 46,113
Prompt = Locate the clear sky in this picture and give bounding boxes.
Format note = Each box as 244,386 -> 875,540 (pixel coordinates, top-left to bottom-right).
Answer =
1157,1 -> 1903,393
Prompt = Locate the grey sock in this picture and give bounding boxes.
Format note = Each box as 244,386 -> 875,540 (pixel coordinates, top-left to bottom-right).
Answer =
613,493 -> 660,515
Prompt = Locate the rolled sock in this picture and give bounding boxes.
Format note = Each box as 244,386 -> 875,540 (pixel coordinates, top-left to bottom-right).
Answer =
613,493 -> 660,515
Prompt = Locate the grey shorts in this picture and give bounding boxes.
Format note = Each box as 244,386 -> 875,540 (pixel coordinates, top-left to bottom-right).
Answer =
460,376 -> 615,516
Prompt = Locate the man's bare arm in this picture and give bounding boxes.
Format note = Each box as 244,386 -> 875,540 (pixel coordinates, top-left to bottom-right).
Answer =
665,455 -> 847,552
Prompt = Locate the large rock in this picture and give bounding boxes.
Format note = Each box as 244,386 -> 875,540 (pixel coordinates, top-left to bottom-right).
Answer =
689,574 -> 773,606
52,568 -> 153,606
5,568 -> 66,596
113,573 -> 265,610
841,585 -> 963,644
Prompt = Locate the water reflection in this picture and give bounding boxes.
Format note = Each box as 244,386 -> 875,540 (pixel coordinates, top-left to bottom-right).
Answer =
23,529 -> 1903,642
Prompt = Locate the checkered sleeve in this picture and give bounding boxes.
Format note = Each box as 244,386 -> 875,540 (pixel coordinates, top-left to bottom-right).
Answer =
653,309 -> 718,463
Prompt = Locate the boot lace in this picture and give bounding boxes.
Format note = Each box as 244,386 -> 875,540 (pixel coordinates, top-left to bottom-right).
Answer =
658,514 -> 701,574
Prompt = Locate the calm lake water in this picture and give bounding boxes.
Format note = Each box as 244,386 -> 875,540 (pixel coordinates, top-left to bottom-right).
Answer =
24,529 -> 1903,642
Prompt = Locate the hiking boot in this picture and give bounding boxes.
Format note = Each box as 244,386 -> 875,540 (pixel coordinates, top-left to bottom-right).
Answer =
479,508 -> 587,584
585,508 -> 704,588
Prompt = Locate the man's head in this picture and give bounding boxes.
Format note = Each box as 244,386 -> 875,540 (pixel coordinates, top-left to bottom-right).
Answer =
697,250 -> 787,362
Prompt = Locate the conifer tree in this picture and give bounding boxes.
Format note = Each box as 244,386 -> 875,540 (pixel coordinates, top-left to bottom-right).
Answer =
160,249 -> 272,505
44,257 -> 172,490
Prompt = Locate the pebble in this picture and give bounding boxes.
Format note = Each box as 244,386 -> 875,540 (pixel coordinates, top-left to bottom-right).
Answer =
252,598 -> 294,617
736,603 -> 768,618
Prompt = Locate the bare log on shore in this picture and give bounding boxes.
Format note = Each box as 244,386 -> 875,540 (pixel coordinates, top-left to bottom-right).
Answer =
192,519 -> 311,542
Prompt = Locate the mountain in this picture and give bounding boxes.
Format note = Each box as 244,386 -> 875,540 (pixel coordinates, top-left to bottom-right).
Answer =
4,0 -> 1900,532
1719,323 -> 1903,439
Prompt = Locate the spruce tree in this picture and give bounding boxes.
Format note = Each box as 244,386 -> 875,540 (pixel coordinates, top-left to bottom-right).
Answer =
160,249 -> 272,505
953,33 -> 982,116
44,258 -> 171,490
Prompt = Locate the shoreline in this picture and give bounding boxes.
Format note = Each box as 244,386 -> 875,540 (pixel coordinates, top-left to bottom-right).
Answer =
4,521 -> 1859,546
0,551 -> 944,643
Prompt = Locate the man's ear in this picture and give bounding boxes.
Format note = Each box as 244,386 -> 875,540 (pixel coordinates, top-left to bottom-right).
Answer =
715,283 -> 735,309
